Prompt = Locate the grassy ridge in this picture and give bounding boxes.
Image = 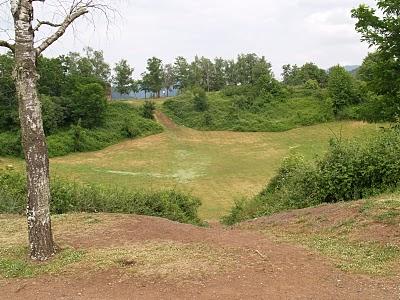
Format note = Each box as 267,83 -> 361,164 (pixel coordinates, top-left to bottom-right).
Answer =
163,91 -> 334,132
0,102 -> 163,158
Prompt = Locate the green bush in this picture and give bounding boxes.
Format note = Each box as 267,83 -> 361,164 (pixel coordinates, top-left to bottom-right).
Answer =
0,171 -> 203,226
193,87 -> 209,112
71,83 -> 108,128
223,129 -> 400,224
141,101 -> 156,119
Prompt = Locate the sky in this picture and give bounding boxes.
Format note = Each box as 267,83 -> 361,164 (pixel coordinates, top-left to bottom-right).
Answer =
1,0 -> 376,78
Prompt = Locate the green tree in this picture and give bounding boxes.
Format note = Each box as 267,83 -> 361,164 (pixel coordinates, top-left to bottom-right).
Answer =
71,83 -> 108,128
113,59 -> 137,95
162,64 -> 175,96
173,56 -> 191,90
328,65 -> 356,116
352,1 -> 400,119
146,57 -> 164,98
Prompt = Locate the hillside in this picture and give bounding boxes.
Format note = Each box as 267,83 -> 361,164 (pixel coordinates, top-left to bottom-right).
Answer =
1,194 -> 399,299
163,91 -> 334,132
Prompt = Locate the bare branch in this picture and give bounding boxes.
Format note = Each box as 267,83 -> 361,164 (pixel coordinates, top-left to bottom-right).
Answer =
36,5 -> 89,55
33,20 -> 62,31
0,39 -> 14,52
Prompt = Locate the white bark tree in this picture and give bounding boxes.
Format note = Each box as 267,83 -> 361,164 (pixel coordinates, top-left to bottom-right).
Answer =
0,0 -> 113,261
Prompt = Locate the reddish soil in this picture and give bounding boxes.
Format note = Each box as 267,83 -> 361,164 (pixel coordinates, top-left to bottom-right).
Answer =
1,214 -> 399,300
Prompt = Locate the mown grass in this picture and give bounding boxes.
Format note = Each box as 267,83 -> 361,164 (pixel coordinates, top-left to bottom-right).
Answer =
0,120 -> 382,220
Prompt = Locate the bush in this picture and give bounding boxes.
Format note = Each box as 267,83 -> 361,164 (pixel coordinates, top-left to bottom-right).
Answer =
141,101 -> 156,119
223,129 -> 400,224
193,87 -> 208,112
0,171 -> 203,226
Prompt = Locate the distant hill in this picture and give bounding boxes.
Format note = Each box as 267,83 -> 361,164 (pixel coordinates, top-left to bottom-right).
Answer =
344,65 -> 360,76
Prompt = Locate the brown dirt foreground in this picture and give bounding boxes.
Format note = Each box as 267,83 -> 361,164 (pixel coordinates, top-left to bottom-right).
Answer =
1,213 -> 399,300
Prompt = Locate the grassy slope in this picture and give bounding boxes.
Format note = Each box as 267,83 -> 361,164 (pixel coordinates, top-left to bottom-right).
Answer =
0,118 -> 382,220
163,91 -> 333,132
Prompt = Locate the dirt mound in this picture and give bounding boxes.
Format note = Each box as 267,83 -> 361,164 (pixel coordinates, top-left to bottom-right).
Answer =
1,212 -> 399,300
238,197 -> 400,246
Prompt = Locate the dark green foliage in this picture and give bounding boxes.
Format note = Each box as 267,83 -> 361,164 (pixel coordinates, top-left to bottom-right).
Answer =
0,132 -> 23,157
328,66 -> 358,115
0,103 -> 162,158
282,63 -> 328,87
0,53 -> 18,131
193,87 -> 209,112
0,171 -> 203,226
141,101 -> 156,119
223,129 -> 400,224
70,83 -> 107,128
351,2 -> 400,122
40,95 -> 65,134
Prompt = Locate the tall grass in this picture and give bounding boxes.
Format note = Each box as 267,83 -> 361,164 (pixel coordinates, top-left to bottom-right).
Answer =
0,171 -> 203,226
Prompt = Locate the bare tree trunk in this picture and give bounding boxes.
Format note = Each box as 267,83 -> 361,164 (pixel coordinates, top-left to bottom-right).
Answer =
13,0 -> 56,260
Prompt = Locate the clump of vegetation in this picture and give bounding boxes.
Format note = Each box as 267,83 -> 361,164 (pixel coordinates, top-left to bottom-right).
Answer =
141,101 -> 156,119
0,102 -> 162,158
0,171 -> 203,226
163,90 -> 333,132
223,128 -> 400,224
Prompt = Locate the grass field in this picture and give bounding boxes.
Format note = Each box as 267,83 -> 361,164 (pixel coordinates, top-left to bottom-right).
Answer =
0,112 -> 383,220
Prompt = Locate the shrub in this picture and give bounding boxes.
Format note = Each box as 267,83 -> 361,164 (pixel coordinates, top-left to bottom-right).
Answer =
141,101 -> 156,119
193,87 -> 208,112
0,171 -> 203,226
223,129 -> 400,224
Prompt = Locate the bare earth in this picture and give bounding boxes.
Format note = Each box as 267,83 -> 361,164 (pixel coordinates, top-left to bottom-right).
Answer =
1,213 -> 399,300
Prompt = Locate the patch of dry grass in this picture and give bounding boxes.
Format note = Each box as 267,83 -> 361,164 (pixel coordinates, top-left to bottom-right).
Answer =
87,241 -> 237,280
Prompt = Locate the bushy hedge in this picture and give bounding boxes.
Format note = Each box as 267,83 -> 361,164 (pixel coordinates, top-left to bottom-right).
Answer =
0,171 -> 203,226
223,129 -> 400,224
0,102 -> 163,158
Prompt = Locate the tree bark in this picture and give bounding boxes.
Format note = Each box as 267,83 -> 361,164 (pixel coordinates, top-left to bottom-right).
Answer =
12,0 -> 56,261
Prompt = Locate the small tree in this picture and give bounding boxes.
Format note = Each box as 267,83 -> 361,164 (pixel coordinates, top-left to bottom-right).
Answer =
142,101 -> 156,119
328,66 -> 356,116
146,57 -> 164,98
113,59 -> 137,96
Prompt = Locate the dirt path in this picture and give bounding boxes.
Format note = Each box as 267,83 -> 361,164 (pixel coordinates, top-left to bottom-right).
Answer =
1,214 -> 398,300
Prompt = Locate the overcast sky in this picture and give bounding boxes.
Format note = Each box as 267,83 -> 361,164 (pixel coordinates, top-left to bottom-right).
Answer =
1,0 -> 376,77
